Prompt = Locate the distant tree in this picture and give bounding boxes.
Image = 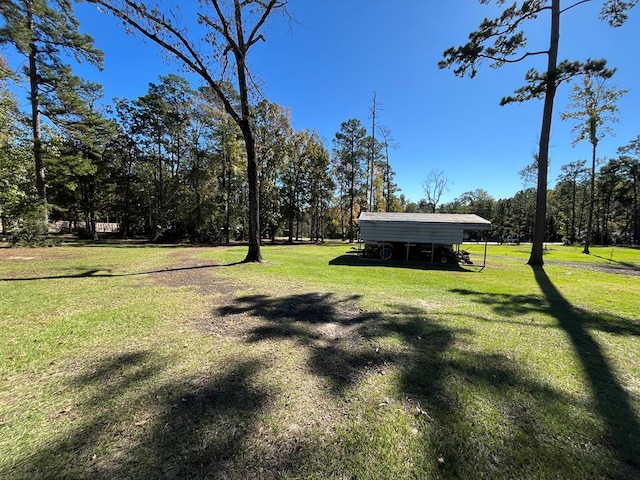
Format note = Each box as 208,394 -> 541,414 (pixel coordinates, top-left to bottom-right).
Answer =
421,169 -> 449,213
281,129 -> 330,242
403,201 -> 422,214
112,75 -> 195,240
455,189 -> 495,219
102,124 -> 144,238
511,188 -> 537,241
253,100 -> 291,241
214,115 -> 247,244
47,104 -> 116,239
438,198 -> 463,214
0,0 -> 103,216
363,135 -> 386,211
306,138 -> 333,242
378,125 -> 400,212
89,0 -> 288,262
366,91 -> 379,211
0,58 -> 31,234
490,198 -> 510,241
616,137 -> 640,243
555,160 -> 588,244
197,84 -> 246,244
519,154 -> 539,189
439,0 -> 636,265
283,129 -> 310,242
333,118 -> 367,242
152,75 -> 193,239
561,74 -> 626,253
595,156 -> 639,244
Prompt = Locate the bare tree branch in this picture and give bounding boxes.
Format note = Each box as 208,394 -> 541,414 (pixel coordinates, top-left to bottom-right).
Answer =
561,0 -> 593,14
88,0 -> 242,125
478,49 -> 548,64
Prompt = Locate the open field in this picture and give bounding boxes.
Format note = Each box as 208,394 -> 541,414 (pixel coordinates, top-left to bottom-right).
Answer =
1,242 -> 639,479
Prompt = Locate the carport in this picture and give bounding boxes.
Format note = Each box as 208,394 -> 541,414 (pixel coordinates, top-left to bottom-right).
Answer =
358,212 -> 492,267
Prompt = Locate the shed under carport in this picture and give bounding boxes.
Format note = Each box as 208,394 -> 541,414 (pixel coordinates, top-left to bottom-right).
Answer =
358,212 -> 492,265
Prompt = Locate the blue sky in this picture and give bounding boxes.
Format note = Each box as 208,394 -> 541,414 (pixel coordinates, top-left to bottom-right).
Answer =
5,1 -> 640,204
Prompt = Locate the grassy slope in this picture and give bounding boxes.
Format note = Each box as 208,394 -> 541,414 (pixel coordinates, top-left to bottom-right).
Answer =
1,242 -> 638,479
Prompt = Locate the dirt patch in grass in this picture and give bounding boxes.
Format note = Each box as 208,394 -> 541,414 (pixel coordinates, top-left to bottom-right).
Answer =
152,250 -> 239,296
151,249 -> 368,343
548,260 -> 640,276
148,249 -> 249,337
0,247 -> 70,262
486,253 -> 640,276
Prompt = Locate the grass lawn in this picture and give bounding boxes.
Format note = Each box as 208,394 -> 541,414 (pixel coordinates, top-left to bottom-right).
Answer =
1,241 -> 639,479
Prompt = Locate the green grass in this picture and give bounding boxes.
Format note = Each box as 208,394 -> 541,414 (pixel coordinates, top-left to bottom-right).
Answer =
1,241 -> 639,479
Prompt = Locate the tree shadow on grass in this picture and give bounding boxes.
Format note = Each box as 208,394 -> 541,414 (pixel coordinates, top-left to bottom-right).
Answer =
219,292 -> 400,394
217,293 -> 630,478
452,266 -> 640,476
10,287 -> 639,479
591,254 -> 640,272
11,351 -> 270,480
0,262 -> 243,282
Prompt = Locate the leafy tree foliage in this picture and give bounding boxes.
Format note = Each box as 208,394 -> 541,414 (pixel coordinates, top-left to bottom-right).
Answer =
253,100 -> 292,241
614,138 -> 640,243
0,59 -> 32,235
332,119 -> 367,242
281,129 -> 331,243
0,0 -> 103,211
87,0 -> 290,262
561,74 -> 626,253
555,160 -> 588,244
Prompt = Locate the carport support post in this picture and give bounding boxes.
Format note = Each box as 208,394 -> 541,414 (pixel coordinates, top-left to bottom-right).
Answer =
484,240 -> 488,266
405,243 -> 415,261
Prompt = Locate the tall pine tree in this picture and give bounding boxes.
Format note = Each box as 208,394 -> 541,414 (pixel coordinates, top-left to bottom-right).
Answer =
439,0 -> 636,265
0,0 -> 103,217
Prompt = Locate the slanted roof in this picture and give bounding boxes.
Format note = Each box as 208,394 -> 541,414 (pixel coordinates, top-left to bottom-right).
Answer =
359,212 -> 491,229
358,212 -> 491,244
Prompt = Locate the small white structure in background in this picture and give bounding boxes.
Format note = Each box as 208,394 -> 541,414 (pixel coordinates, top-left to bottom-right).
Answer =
358,212 -> 492,266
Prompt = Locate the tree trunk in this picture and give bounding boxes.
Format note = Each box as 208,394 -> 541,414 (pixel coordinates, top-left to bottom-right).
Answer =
348,141 -> 356,243
233,13 -> 262,261
242,124 -> 262,262
570,179 -> 577,244
288,190 -> 295,244
27,7 -> 47,219
583,134 -> 597,255
528,0 -> 560,266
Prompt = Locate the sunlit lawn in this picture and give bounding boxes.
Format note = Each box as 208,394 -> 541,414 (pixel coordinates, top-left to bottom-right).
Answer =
1,241 -> 638,479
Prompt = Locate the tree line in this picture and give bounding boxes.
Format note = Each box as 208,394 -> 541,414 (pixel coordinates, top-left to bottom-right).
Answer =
420,139 -> 640,246
1,0 -> 638,255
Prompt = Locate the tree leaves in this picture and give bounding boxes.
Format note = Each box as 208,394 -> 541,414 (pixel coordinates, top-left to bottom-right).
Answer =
600,0 -> 639,26
500,58 -> 616,105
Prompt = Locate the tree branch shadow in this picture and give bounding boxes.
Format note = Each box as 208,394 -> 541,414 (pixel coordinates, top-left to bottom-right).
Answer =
0,262 -> 243,282
452,266 -> 640,475
591,254 -> 640,272
9,285 -> 639,478
531,266 -> 640,471
12,351 -> 270,479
